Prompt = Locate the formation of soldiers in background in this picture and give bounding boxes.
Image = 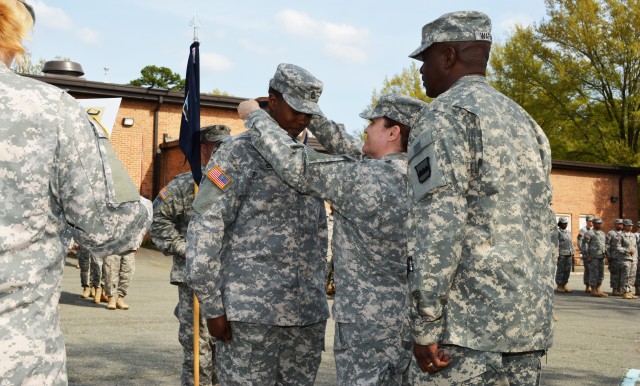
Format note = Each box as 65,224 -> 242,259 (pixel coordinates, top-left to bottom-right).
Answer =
556,215 -> 640,300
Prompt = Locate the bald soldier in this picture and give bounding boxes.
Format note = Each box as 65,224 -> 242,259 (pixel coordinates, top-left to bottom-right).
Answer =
240,93 -> 427,384
406,11 -> 556,385
151,125 -> 230,386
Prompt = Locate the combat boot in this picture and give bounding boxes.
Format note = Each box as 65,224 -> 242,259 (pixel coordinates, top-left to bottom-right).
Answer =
612,288 -> 623,296
90,287 -> 96,298
81,287 -> 91,299
116,297 -> 129,310
562,284 -> 572,293
585,285 -> 591,293
93,287 -> 102,304
597,286 -> 608,297
107,296 -> 116,310
622,292 -> 634,299
100,290 -> 109,303
555,285 -> 566,293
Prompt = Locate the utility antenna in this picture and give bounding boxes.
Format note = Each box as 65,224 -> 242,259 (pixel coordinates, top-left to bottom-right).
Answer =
190,11 -> 201,42
103,67 -> 110,83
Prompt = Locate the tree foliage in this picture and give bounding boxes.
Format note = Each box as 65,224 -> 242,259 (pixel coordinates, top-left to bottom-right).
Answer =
369,62 -> 430,107
489,0 -> 640,166
129,65 -> 185,91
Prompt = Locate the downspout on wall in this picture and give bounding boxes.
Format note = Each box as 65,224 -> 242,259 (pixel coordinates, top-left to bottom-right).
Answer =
152,95 -> 164,198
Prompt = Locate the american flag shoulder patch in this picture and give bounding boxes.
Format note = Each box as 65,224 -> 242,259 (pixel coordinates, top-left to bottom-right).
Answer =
206,166 -> 231,190
159,187 -> 171,200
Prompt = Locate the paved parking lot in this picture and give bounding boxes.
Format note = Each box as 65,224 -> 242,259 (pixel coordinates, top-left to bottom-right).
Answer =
59,248 -> 639,385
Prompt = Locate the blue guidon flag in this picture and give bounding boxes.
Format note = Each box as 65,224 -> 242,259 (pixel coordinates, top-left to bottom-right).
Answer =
179,41 -> 202,184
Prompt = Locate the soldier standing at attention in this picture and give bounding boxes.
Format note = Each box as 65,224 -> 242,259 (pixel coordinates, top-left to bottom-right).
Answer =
239,93 -> 427,385
635,221 -> 640,296
556,218 -> 575,293
584,218 -> 608,297
406,11 -> 556,385
606,219 -> 624,296
0,1 -> 152,383
618,219 -> 638,300
578,215 -> 594,293
151,125 -> 230,386
186,64 -> 329,385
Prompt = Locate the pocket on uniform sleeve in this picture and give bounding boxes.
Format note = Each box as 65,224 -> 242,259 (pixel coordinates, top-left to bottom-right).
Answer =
408,130 -> 447,202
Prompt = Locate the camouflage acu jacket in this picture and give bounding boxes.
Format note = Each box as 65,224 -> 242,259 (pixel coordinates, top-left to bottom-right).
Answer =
248,110 -> 410,328
186,133 -> 329,326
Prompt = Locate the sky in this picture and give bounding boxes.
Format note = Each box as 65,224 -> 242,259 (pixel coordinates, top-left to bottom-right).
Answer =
24,0 -> 549,133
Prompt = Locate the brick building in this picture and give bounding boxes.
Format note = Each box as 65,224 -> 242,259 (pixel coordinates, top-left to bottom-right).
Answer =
29,74 -> 640,250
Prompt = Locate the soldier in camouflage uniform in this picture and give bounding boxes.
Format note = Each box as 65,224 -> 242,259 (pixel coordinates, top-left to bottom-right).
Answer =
606,219 -> 624,296
103,251 -> 136,310
151,124 -> 230,386
618,219 -> 638,299
0,2 -> 152,383
577,215 -> 594,292
406,11 -> 556,385
583,218 -> 608,297
186,64 -> 329,386
239,93 -> 427,385
555,218 -> 575,293
636,221 -> 640,296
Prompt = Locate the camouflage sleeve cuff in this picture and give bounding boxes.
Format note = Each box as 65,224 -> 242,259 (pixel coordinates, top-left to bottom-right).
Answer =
245,109 -> 271,128
411,315 -> 445,346
199,295 -> 225,319
174,239 -> 186,258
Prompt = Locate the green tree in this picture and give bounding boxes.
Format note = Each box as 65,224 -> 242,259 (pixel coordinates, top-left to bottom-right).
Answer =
489,0 -> 640,166
11,51 -> 58,75
129,65 -> 185,90
205,88 -> 231,96
369,62 -> 430,108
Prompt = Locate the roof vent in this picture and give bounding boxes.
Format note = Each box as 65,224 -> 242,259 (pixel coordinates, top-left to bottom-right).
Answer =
42,60 -> 84,77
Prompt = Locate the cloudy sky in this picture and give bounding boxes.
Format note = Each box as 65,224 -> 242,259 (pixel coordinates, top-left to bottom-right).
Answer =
24,0 -> 548,132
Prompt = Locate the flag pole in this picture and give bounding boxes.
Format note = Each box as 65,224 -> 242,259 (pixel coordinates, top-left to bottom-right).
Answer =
179,10 -> 202,386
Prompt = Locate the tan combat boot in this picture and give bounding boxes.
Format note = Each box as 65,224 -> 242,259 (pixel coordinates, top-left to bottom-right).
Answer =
585,285 -> 591,293
116,297 -> 129,310
555,285 -> 566,293
93,287 -> 102,304
81,287 -> 91,299
90,287 -> 96,298
100,290 -> 109,303
563,284 -> 572,293
622,292 -> 634,299
597,286 -> 608,297
612,288 -> 623,296
107,296 -> 116,310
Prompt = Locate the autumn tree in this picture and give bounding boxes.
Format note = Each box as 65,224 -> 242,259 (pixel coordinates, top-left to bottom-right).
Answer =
129,65 -> 185,90
490,0 -> 640,165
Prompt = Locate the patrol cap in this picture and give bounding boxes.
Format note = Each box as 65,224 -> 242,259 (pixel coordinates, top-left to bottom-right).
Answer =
359,94 -> 427,128
18,0 -> 36,24
409,11 -> 492,60
614,218 -> 623,225
269,63 -> 323,116
623,219 -> 633,226
558,218 -> 568,224
586,215 -> 594,221
200,125 -> 230,143
593,217 -> 603,224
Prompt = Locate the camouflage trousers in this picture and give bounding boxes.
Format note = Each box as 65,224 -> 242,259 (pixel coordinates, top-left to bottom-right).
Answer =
409,345 -> 544,385
78,248 -> 91,288
587,258 -> 605,287
554,255 -> 572,285
103,251 -> 135,298
90,253 -> 105,288
609,257 -> 621,288
216,320 -> 326,385
175,283 -> 217,386
619,259 -> 638,293
333,322 -> 412,385
636,257 -> 640,287
582,256 -> 590,285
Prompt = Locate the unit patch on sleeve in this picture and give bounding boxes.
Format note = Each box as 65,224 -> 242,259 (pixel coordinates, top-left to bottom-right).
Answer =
206,166 -> 231,190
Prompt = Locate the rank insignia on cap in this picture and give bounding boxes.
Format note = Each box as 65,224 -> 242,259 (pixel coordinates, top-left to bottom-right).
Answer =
207,166 -> 231,190
159,187 -> 171,200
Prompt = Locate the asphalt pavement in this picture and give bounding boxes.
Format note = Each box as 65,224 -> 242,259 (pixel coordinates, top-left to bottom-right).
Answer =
59,248 -> 639,385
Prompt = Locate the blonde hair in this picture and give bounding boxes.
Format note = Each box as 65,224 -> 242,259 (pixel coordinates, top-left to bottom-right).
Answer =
0,0 -> 34,65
